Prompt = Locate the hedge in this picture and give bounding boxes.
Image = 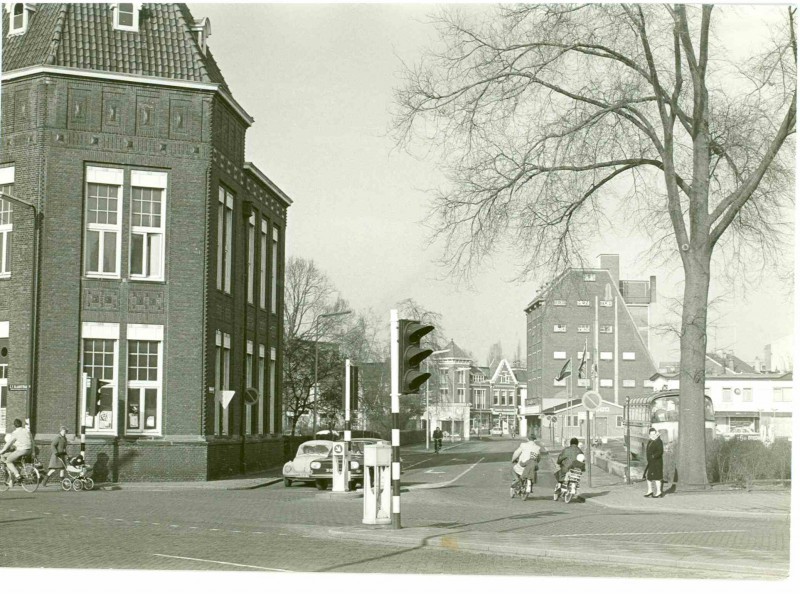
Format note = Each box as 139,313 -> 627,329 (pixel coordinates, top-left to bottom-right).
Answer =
706,438 -> 792,487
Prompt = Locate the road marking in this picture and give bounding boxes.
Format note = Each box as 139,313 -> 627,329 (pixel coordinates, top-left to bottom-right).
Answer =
209,528 -> 220,531
188,526 -> 198,530
404,458 -> 432,469
560,529 -> 748,537
169,525 -> 180,528
424,469 -> 446,474
409,457 -> 485,490
253,531 -> 264,534
153,554 -> 290,572
230,530 -> 241,533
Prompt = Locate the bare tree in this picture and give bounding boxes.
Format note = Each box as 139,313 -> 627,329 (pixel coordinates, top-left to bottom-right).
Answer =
486,341 -> 504,368
394,4 -> 795,486
282,256 -> 351,436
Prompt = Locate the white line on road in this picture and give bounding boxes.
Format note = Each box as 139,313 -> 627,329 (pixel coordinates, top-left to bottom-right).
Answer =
409,457 -> 485,490
153,554 -> 290,572
404,458 -> 432,469
560,529 -> 748,537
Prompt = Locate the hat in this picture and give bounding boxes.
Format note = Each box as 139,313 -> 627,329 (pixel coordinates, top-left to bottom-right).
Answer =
59,425 -> 69,432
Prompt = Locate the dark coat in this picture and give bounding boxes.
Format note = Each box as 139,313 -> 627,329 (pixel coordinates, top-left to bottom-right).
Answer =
556,444 -> 583,480
644,436 -> 664,481
48,434 -> 68,469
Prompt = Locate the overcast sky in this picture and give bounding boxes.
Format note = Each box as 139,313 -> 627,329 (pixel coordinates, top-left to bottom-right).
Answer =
188,2 -> 795,367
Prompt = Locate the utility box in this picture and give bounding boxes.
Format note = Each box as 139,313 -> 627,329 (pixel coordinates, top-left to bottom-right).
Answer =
332,441 -> 350,492
362,443 -> 392,525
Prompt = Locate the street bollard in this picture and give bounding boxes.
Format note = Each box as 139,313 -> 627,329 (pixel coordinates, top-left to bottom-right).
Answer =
332,441 -> 350,492
362,443 -> 391,525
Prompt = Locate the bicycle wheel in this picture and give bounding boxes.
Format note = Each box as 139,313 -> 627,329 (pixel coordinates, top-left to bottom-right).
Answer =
60,478 -> 72,491
20,466 -> 40,493
564,491 -> 573,504
72,479 -> 84,492
83,478 -> 94,491
0,467 -> 10,492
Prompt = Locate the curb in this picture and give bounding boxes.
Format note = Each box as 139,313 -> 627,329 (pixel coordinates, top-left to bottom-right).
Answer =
313,526 -> 788,578
584,496 -> 791,519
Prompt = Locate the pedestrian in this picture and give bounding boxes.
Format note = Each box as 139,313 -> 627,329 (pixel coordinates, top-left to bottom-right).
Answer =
643,427 -> 664,498
42,426 -> 69,487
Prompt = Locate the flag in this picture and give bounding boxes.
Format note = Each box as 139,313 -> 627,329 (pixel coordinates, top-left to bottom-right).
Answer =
578,340 -> 588,379
555,358 -> 572,382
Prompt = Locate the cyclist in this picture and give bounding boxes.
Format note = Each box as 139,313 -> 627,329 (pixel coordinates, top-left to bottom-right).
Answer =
511,435 -> 541,492
432,427 -> 443,453
554,437 -> 583,483
0,418 -> 33,485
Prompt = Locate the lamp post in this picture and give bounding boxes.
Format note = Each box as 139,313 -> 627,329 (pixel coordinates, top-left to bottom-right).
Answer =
426,349 -> 450,450
312,310 -> 351,436
0,190 -> 41,433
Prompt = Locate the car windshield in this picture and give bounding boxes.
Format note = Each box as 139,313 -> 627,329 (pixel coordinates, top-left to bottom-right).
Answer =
348,440 -> 380,454
299,444 -> 331,456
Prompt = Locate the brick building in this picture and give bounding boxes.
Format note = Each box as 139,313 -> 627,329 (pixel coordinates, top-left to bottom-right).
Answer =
0,3 -> 290,480
524,254 -> 657,413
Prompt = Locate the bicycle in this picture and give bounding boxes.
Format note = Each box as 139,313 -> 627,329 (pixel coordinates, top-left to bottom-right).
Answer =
434,438 -> 442,454
0,456 -> 41,493
510,475 -> 533,500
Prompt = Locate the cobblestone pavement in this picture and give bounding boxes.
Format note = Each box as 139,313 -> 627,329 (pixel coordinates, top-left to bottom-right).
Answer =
0,437 -> 790,580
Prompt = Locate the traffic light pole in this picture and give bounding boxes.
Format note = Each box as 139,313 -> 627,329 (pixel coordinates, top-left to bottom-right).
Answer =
390,310 -> 401,529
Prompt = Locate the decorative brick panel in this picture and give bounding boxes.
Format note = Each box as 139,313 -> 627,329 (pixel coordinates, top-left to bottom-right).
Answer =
83,288 -> 120,311
128,289 -> 165,314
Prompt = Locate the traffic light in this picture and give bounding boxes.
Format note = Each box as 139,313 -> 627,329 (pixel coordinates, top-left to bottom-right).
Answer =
398,319 -> 434,394
349,364 -> 359,410
87,377 -> 110,416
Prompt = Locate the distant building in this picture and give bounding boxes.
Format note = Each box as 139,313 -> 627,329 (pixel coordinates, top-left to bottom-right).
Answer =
425,340 -> 527,439
524,254 -> 657,412
650,372 -> 793,441
659,350 -> 756,376
760,336 -> 793,373
0,4 -> 290,480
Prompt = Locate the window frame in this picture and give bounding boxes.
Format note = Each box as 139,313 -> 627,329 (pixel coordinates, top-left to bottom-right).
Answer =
80,322 -> 120,436
217,186 -> 234,294
125,324 -> 164,436
8,3 -> 30,35
600,351 -> 613,361
622,351 -> 636,361
269,347 -> 277,434
576,300 -> 590,307
259,219 -> 268,309
129,170 -> 167,282
271,225 -> 279,314
622,379 -> 636,388
583,273 -> 596,282
258,344 -> 266,434
0,165 -> 15,279
84,167 -> 124,279
247,214 -> 255,304
600,325 -> 614,334
600,378 -> 613,388
553,324 -> 567,333
112,2 -> 139,32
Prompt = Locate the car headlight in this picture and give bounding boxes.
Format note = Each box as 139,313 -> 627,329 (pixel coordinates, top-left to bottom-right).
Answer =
283,463 -> 292,472
350,461 -> 360,470
310,461 -> 321,470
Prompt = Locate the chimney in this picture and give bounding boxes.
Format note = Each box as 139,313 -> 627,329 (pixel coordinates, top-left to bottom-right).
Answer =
598,254 -> 620,286
649,275 -> 657,303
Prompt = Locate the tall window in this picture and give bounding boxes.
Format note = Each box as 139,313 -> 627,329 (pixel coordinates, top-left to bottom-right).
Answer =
259,219 -> 268,309
269,347 -> 277,434
245,340 -> 254,435
8,3 -> 29,34
258,345 -> 266,434
247,214 -> 255,304
456,388 -> 465,402
271,225 -> 279,313
722,388 -> 732,402
130,171 -> 167,281
85,167 -> 123,278
126,325 -> 163,434
0,165 -> 14,279
215,331 -> 231,435
742,387 -> 753,402
217,186 -> 234,293
81,323 -> 119,434
457,369 -> 467,384
0,322 -> 8,431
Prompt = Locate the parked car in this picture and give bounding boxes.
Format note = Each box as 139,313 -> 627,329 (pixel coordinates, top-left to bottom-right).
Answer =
282,440 -> 334,489
309,438 -> 391,490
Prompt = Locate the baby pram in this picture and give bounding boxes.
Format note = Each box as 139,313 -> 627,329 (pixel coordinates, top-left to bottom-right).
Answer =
59,454 -> 94,491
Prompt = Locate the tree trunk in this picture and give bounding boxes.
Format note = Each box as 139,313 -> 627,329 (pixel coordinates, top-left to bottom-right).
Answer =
290,414 -> 299,437
677,249 -> 712,487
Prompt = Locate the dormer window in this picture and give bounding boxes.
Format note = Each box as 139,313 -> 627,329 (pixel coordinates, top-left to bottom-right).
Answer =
7,3 -> 35,36
112,2 -> 139,32
191,17 -> 211,55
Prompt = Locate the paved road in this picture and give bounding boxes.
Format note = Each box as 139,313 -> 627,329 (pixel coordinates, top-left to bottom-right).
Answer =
0,438 -> 788,579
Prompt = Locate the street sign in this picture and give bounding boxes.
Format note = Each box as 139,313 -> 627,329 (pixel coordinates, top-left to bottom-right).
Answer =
243,387 -> 259,405
333,443 -> 344,455
582,390 -> 602,411
8,384 -> 29,391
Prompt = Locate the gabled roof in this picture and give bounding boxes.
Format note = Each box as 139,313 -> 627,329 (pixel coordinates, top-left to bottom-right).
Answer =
706,352 -> 755,374
2,3 -> 230,93
439,339 -> 472,360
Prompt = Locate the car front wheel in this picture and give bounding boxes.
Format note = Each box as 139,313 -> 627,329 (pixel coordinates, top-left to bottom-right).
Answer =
283,478 -> 292,487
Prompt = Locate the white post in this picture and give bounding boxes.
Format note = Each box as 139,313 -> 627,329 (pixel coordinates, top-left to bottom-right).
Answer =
390,310 -> 401,529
